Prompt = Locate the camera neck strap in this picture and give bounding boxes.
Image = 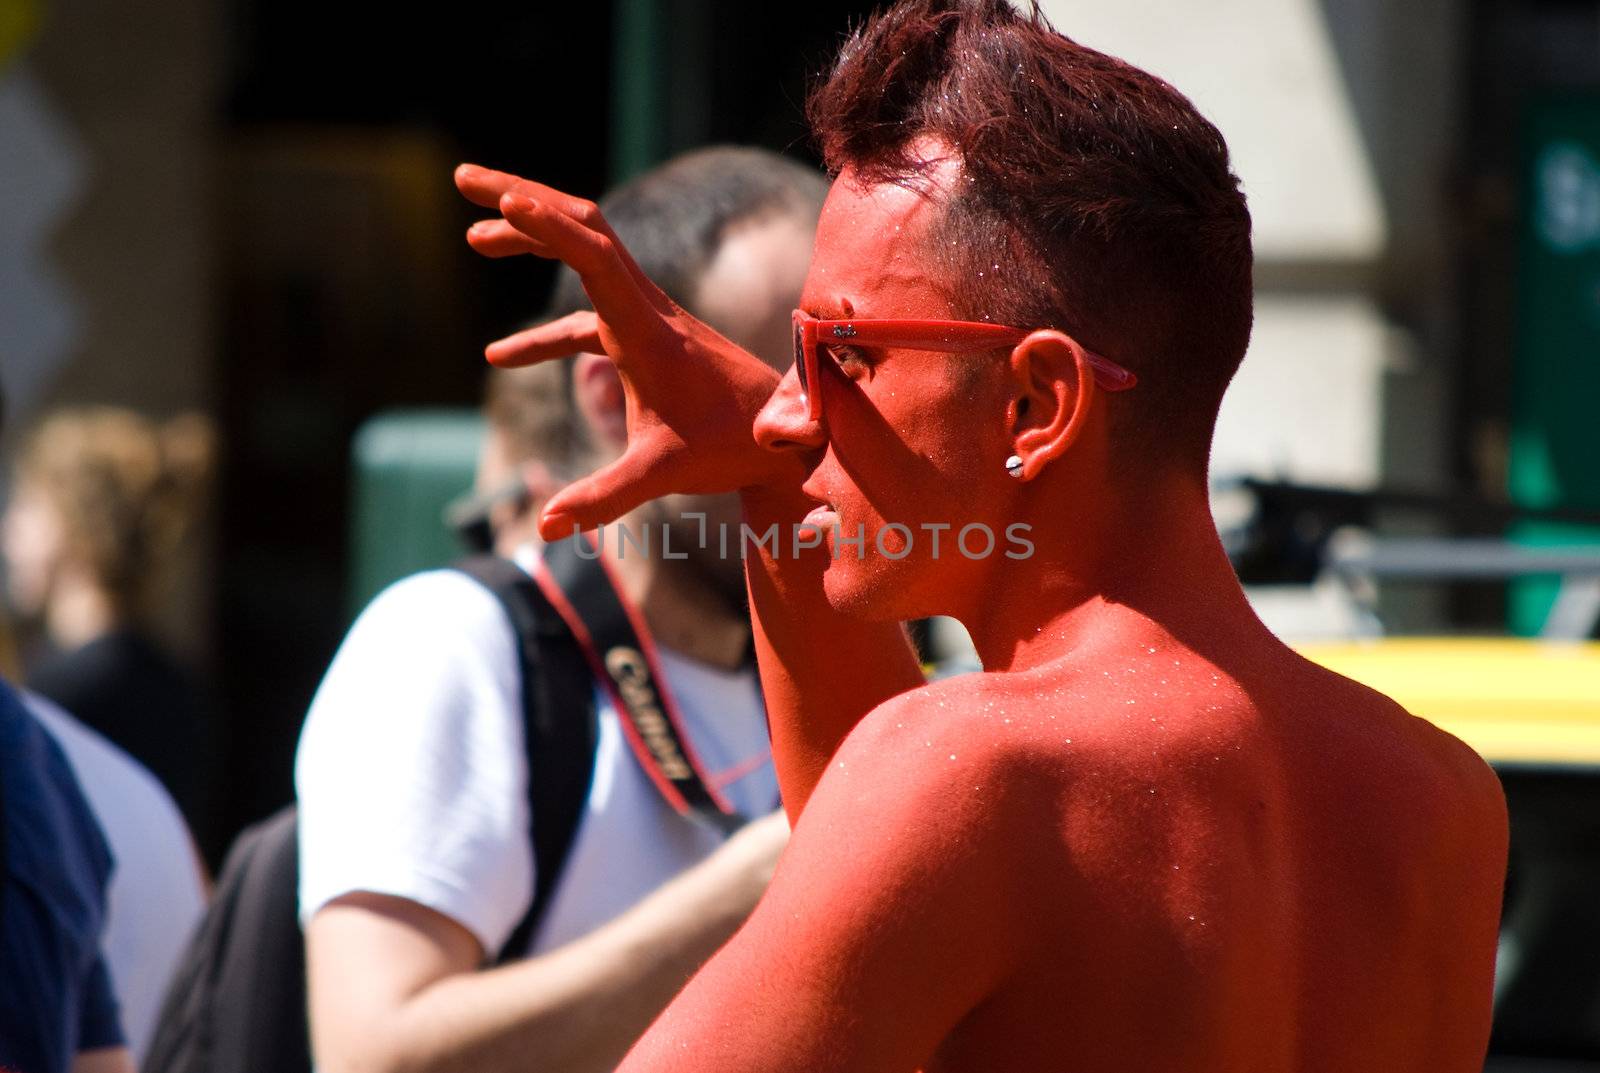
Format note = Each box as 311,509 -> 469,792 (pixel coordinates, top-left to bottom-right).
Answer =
533,533 -> 746,835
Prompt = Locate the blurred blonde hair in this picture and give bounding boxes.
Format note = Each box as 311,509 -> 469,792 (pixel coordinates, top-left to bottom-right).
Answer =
15,407 -> 215,618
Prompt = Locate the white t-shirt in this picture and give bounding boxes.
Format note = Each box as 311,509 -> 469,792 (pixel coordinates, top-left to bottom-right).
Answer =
25,692 -> 208,1062
295,551 -> 776,957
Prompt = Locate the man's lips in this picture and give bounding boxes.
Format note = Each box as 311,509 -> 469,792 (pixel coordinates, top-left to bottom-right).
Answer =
802,503 -> 838,528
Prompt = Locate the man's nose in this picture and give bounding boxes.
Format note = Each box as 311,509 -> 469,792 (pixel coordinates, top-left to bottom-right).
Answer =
754,364 -> 826,454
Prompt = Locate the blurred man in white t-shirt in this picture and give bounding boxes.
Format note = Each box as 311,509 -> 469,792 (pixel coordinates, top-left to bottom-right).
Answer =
295,146 -> 825,1073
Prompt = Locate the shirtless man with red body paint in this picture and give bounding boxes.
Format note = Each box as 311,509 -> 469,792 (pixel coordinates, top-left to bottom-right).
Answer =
454,2 -> 1509,1069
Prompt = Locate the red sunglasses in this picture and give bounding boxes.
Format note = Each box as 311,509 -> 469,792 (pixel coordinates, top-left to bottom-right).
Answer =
791,310 -> 1138,423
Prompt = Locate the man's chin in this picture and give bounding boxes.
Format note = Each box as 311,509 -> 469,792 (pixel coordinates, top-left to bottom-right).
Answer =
820,558 -> 926,623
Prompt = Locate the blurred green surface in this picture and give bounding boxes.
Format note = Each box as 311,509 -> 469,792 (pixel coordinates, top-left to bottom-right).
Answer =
1512,99 -> 1600,635
348,409 -> 484,616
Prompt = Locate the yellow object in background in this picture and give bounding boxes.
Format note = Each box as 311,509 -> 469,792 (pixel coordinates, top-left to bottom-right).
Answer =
1299,638 -> 1600,767
0,0 -> 40,72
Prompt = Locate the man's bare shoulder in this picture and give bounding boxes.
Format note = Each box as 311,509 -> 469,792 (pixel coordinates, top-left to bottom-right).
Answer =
801,663 -> 1270,912
821,666 -> 1169,824
772,676 -> 1048,953
1285,652 -> 1508,834
837,659 -> 1229,775
822,647 -> 1505,846
824,674 -> 1022,795
798,672 -> 1082,848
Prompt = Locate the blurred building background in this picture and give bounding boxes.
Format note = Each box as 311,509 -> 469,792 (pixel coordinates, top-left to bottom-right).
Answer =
1,0 -> 1597,941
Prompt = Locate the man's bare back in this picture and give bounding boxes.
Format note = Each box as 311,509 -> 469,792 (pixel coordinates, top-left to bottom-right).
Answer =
920,638 -> 1506,1071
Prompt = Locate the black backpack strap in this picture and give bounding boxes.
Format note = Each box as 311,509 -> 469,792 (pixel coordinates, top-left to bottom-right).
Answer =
540,536 -> 746,834
452,555 -> 598,963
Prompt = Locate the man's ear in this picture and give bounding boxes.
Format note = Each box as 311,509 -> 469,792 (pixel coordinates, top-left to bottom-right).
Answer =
572,352 -> 627,450
1004,329 -> 1099,480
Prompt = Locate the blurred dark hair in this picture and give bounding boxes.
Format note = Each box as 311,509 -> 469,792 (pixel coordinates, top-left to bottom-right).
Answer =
486,145 -> 827,469
807,0 -> 1253,471
15,408 -> 215,617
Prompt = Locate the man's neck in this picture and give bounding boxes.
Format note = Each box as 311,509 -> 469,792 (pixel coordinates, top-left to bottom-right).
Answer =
600,530 -> 752,672
958,475 -> 1269,675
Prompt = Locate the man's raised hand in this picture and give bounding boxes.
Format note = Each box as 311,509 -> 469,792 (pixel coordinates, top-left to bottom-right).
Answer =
455,163 -> 805,537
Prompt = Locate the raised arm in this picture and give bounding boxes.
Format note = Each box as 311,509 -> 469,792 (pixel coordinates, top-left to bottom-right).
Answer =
456,164 -> 923,815
738,481 -> 924,816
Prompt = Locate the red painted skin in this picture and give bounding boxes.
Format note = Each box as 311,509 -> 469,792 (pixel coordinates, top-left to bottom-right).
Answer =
456,159 -> 1508,1072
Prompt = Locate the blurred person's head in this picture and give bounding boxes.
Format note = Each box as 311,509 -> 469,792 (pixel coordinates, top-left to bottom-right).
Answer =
3,407 -> 214,646
478,146 -> 827,598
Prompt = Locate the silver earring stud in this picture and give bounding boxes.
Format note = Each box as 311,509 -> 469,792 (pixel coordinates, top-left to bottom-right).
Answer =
1005,454 -> 1024,478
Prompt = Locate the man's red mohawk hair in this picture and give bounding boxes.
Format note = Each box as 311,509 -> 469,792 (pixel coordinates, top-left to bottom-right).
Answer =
807,0 -> 1254,471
